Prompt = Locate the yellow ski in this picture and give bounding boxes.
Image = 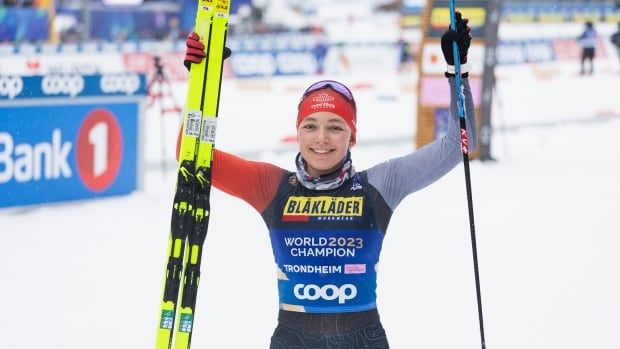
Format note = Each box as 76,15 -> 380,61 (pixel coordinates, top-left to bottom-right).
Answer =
155,1 -> 231,349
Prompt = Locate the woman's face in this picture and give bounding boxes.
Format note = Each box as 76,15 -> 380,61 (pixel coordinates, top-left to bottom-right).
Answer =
297,111 -> 355,178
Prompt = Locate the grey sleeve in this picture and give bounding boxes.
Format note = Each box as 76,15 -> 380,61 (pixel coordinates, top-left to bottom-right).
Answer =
367,77 -> 478,211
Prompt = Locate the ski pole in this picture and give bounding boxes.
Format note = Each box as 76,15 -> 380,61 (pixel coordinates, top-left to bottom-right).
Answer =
448,1 -> 487,348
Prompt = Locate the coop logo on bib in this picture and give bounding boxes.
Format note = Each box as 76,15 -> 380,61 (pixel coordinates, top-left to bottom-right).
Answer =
293,283 -> 357,304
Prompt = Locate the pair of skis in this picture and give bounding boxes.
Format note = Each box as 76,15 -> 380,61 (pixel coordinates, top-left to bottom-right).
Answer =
155,1 -> 231,349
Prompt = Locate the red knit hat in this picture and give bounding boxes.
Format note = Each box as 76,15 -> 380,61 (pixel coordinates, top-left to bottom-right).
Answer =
297,88 -> 357,142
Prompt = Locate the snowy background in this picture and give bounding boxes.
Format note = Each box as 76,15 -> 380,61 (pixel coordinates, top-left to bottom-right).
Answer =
2,17 -> 620,349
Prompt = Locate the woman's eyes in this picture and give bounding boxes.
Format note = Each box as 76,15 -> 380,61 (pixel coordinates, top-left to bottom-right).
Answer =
301,124 -> 344,131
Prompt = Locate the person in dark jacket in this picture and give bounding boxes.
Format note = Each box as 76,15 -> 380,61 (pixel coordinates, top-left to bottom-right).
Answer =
578,21 -> 598,75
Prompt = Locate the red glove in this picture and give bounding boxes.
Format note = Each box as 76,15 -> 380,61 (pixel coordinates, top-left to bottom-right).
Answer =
184,32 -> 232,71
184,32 -> 207,70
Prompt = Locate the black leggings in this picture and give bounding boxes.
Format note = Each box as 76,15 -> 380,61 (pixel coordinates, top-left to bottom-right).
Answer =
269,309 -> 390,349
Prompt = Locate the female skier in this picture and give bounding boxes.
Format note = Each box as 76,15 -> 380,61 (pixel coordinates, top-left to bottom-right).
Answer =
181,12 -> 476,349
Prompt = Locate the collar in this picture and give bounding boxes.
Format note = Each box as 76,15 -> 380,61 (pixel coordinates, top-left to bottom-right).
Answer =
295,151 -> 356,191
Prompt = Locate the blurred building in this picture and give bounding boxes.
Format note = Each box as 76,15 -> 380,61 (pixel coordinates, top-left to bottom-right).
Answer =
1,0 -> 619,43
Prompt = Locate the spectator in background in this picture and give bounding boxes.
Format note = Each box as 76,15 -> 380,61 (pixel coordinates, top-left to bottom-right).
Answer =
166,16 -> 182,41
578,21 -> 597,75
311,27 -> 329,75
611,22 -> 620,65
398,38 -> 414,73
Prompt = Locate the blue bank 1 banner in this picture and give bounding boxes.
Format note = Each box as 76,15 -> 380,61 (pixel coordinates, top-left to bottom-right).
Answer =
0,74 -> 146,208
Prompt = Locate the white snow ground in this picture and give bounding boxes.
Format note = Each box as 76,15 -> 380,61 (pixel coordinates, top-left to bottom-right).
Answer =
1,57 -> 620,348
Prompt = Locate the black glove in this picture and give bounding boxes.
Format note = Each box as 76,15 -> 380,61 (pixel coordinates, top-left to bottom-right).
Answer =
183,32 -> 232,71
440,11 -> 471,68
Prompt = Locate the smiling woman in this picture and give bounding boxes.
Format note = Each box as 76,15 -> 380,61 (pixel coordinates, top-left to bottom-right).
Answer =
179,13 -> 477,348
297,111 -> 354,177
